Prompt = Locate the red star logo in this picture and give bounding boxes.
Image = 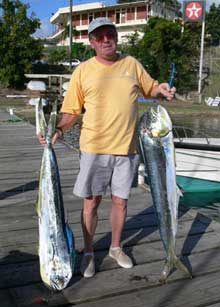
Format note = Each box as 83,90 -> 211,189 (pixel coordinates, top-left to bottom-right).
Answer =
185,2 -> 203,20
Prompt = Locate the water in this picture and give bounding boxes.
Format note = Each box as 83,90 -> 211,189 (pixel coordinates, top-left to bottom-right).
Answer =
64,114 -> 220,148
171,114 -> 220,138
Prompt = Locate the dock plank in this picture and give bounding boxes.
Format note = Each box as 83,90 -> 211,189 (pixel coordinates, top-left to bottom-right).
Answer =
69,271 -> 220,307
6,246 -> 220,306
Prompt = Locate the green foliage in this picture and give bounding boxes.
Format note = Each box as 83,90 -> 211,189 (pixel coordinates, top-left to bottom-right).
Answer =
121,17 -> 201,93
81,45 -> 96,60
71,42 -> 95,61
119,30 -> 141,59
61,24 -> 79,41
46,43 -> 95,65
0,0 -> 43,88
206,3 -> 220,46
117,0 -> 179,4
47,46 -> 67,64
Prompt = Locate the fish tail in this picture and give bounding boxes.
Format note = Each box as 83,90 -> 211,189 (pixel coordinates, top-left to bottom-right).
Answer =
159,254 -> 192,283
174,255 -> 192,278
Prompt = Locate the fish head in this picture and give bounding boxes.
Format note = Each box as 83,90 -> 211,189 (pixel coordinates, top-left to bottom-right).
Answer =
139,105 -> 172,138
48,265 -> 72,291
40,258 -> 72,291
49,275 -> 69,291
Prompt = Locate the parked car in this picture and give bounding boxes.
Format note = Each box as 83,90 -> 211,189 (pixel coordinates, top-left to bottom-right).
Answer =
59,59 -> 80,67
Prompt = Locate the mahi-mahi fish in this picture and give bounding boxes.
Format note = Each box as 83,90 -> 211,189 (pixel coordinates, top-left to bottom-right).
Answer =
139,105 -> 191,282
36,99 -> 75,291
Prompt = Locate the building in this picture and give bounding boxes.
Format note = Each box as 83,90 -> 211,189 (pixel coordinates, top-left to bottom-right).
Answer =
50,1 -> 179,46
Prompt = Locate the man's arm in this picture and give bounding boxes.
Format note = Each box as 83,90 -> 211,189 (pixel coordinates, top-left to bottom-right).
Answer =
38,113 -> 79,145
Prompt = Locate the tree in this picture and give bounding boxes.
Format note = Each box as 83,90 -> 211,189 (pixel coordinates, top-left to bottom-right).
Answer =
119,30 -> 140,59
206,3 -> 220,46
61,24 -> 78,42
47,43 -> 95,65
47,46 -> 67,65
121,17 -> 201,93
0,0 -> 43,88
117,0 -> 180,6
71,42 -> 94,61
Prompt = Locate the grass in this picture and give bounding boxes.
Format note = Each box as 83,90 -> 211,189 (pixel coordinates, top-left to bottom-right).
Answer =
203,73 -> 220,98
139,100 -> 220,116
0,97 -> 37,125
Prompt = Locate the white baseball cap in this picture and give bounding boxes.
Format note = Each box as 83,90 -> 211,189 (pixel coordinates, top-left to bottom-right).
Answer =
88,17 -> 116,34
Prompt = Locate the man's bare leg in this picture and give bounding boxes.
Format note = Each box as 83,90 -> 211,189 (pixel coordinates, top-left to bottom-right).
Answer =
110,195 -> 127,247
109,195 -> 133,268
81,195 -> 102,252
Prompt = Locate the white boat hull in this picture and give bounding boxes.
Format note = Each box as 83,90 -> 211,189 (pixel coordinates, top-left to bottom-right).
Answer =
175,138 -> 220,182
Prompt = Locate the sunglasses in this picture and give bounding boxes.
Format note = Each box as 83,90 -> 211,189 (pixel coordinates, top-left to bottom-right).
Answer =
91,31 -> 116,42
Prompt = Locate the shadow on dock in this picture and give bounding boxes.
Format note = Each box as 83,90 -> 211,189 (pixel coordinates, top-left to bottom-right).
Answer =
93,206 -> 197,273
155,213 -> 214,307
181,212 -> 212,272
0,180 -> 38,200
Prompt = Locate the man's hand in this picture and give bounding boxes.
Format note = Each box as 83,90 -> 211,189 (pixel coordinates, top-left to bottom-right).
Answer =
151,83 -> 176,101
52,130 -> 62,145
37,131 -> 61,146
158,83 -> 176,101
38,133 -> 47,146
37,113 -> 79,146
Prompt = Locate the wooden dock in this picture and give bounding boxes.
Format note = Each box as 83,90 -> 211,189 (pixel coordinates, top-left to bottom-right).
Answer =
1,109 -> 220,307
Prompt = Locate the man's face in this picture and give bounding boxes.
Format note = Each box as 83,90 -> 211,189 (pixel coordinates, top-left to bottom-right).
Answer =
89,26 -> 118,60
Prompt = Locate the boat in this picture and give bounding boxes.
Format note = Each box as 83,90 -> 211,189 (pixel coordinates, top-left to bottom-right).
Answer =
205,96 -> 220,107
140,125 -> 220,208
174,126 -> 220,208
174,126 -> 220,181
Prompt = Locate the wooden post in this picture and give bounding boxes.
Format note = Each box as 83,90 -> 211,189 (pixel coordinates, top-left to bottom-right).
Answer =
198,17 -> 205,103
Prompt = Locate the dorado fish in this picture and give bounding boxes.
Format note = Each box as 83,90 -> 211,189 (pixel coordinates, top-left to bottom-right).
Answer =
139,105 -> 191,282
36,99 -> 75,291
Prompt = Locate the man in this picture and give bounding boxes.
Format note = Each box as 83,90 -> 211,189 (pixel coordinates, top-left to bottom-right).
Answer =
38,17 -> 175,278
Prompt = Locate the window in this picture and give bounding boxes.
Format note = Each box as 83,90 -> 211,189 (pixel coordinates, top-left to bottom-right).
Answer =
116,10 -> 120,24
89,14 -> 93,23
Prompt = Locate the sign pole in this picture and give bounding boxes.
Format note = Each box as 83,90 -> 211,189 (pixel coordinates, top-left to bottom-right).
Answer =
183,1 -> 206,103
198,15 -> 205,102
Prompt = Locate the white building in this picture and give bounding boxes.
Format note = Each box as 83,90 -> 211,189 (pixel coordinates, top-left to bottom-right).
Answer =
50,1 -> 179,46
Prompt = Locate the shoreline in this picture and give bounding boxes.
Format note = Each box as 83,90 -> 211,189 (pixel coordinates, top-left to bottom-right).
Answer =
1,95 -> 220,126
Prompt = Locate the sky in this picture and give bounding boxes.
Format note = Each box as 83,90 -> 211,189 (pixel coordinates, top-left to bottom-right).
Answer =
22,0 -> 115,38
21,0 -> 220,38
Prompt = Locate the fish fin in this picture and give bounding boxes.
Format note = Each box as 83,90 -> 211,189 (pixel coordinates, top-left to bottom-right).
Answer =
176,184 -> 183,197
159,260 -> 173,284
47,100 -> 57,139
65,223 -> 75,270
174,256 -> 192,279
159,255 -> 192,283
36,198 -> 41,216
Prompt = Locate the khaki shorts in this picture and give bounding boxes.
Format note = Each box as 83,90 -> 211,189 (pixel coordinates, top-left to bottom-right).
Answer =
73,151 -> 139,199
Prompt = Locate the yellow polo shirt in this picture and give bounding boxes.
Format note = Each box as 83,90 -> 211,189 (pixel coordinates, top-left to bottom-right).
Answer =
61,55 -> 157,154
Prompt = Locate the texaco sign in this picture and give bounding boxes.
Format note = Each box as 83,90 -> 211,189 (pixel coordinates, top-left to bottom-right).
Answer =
183,1 -> 205,22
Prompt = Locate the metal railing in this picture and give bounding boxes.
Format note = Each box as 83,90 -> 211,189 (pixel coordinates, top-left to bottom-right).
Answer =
173,125 -> 210,144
